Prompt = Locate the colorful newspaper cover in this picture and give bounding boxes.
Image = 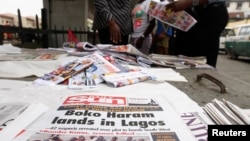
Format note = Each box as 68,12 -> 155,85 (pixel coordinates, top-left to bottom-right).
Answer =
15,94 -> 196,141
148,0 -> 197,32
33,58 -> 94,86
98,44 -> 149,58
80,53 -> 121,84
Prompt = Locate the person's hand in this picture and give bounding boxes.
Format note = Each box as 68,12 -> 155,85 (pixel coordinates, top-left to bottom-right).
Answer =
136,37 -> 144,49
108,20 -> 121,44
165,0 -> 192,12
158,32 -> 166,40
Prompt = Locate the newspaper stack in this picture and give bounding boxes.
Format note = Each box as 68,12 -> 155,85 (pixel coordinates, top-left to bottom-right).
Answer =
203,99 -> 250,125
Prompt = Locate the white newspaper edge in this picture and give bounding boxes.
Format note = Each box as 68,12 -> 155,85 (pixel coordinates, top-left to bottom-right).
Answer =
0,103 -> 49,141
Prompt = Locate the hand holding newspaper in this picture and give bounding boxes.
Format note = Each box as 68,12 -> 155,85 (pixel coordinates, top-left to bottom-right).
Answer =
148,0 -> 197,32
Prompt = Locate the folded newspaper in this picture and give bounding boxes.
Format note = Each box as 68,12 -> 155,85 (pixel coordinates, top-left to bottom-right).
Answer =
81,52 -> 121,84
148,54 -> 212,69
33,58 -> 94,86
13,94 -> 196,141
101,70 -> 157,88
67,71 -> 97,90
67,43 -> 149,59
203,99 -> 250,125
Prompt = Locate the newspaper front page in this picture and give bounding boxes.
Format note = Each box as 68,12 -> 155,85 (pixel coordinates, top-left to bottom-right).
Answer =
15,94 -> 196,141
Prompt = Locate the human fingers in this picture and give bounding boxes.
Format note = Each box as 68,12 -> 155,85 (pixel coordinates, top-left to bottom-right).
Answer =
109,24 -> 121,43
110,30 -> 120,44
165,1 -> 176,12
166,1 -> 190,12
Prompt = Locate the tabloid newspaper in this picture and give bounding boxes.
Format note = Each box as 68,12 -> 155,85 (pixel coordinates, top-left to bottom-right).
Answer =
0,102 -> 49,141
33,52 -> 121,86
63,42 -> 96,51
148,0 -> 197,32
33,58 -> 94,86
14,94 -> 196,141
101,71 -> 156,88
63,42 -> 143,57
66,42 -> 149,59
80,53 -> 121,84
102,51 -> 139,66
148,54 -> 213,69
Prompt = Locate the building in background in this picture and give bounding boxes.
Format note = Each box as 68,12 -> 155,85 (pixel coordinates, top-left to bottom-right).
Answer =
0,13 -> 41,28
226,0 -> 250,27
1,0 -> 250,45
1,0 -> 249,28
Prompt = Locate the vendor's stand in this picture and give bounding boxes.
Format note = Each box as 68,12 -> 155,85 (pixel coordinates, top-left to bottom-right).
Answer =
0,43 -> 249,141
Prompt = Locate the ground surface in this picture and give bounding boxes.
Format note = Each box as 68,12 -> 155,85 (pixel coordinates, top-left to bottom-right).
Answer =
169,54 -> 250,109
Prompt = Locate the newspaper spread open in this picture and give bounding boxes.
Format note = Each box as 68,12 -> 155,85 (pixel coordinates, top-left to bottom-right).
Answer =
14,94 -> 196,141
148,0 -> 197,32
0,102 -> 49,141
0,53 -> 60,61
180,112 -> 215,141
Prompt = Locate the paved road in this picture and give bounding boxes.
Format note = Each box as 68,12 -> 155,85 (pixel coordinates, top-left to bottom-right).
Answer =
217,54 -> 250,85
210,54 -> 250,108
169,54 -> 250,109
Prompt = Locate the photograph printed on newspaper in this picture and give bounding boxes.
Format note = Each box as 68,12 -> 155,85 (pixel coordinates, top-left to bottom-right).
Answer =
147,0 -> 197,32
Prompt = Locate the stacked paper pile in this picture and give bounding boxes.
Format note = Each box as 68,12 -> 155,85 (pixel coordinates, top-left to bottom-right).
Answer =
203,99 -> 250,125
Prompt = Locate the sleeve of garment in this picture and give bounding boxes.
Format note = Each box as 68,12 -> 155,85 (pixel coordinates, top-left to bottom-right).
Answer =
144,0 -> 154,21
94,0 -> 113,22
208,0 -> 225,4
144,0 -> 151,13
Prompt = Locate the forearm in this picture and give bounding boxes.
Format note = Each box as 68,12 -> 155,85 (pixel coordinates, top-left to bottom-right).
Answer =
187,0 -> 209,6
196,0 -> 209,5
208,0 -> 225,4
108,19 -> 117,28
193,0 -> 225,6
143,19 -> 156,37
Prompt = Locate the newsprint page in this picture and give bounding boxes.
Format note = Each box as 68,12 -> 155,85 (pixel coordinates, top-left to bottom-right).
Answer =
14,94 -> 196,141
0,102 -> 49,141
